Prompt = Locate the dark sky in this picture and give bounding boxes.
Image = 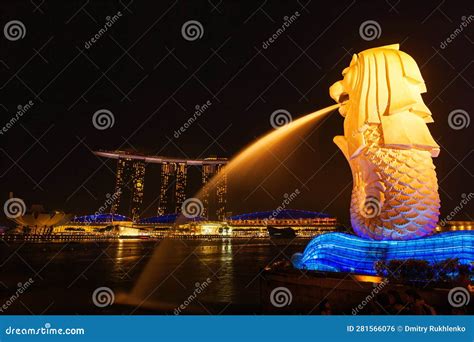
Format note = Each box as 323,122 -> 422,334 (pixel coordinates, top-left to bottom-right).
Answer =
0,0 -> 472,226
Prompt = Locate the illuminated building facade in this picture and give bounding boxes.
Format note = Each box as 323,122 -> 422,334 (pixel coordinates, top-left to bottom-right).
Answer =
54,214 -> 145,237
9,205 -> 71,235
110,158 -> 128,214
216,164 -> 227,220
227,209 -> 338,237
436,220 -> 474,232
109,157 -> 146,221
201,164 -> 213,218
96,151 -> 227,220
131,160 -> 146,221
157,162 -> 175,216
157,162 -> 188,215
201,158 -> 228,220
175,162 -> 187,213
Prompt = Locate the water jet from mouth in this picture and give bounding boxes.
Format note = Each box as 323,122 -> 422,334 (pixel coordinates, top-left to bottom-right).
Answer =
121,103 -> 341,311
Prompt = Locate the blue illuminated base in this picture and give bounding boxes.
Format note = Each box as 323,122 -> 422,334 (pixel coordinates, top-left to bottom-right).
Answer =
292,231 -> 474,275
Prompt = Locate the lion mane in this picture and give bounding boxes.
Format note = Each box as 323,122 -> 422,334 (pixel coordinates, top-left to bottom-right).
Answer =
331,44 -> 439,160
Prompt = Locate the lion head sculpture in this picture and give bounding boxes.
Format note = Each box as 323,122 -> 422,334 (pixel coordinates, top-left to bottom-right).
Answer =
329,44 -> 439,160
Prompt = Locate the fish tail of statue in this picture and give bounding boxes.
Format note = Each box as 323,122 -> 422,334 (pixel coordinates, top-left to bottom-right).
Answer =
349,126 -> 440,240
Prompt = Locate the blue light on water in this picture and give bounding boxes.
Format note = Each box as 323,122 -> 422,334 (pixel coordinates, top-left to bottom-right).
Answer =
293,231 -> 474,275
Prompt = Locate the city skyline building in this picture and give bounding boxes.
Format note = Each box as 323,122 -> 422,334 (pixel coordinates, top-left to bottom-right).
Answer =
95,151 -> 227,220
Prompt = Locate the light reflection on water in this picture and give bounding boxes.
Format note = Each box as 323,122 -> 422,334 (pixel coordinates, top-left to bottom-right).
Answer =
0,238 -> 308,313
126,238 -> 308,310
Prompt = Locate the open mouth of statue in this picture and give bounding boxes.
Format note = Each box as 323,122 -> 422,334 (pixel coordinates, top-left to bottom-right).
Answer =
338,92 -> 349,104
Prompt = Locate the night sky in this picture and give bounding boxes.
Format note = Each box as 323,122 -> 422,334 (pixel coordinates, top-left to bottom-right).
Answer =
0,0 -> 472,226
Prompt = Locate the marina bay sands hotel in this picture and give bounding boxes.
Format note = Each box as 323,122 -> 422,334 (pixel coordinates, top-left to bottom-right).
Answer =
94,151 -> 228,221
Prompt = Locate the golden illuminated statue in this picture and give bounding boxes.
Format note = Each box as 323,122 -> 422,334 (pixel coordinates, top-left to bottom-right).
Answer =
329,44 -> 440,240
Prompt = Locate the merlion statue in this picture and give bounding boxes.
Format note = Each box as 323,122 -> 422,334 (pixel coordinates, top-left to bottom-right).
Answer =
329,44 -> 440,240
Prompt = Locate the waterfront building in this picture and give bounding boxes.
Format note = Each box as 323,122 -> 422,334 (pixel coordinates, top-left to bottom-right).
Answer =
436,220 -> 474,232
95,151 -> 227,220
9,205 -> 71,235
54,213 -> 141,236
227,209 -> 338,237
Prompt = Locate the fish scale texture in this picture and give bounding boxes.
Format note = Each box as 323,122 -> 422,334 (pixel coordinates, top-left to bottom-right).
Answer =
351,126 -> 440,240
